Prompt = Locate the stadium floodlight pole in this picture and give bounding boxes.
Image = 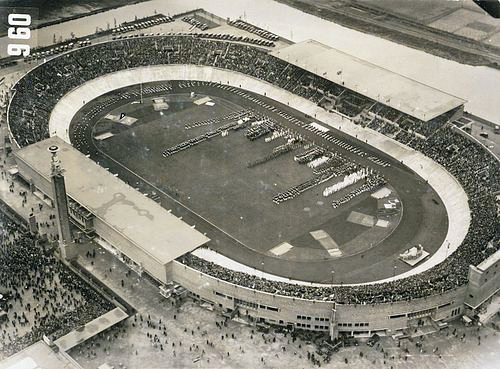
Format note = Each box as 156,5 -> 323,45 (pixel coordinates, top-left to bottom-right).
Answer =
140,82 -> 143,104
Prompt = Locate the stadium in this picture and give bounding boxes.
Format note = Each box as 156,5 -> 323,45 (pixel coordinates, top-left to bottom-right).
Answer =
5,13 -> 500,341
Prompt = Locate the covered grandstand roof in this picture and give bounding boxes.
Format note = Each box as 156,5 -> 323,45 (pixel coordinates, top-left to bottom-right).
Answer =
477,248 -> 500,272
0,340 -> 82,369
16,137 -> 210,265
271,40 -> 466,122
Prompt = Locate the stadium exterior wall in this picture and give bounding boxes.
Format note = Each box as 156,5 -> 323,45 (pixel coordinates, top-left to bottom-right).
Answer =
92,224 -> 167,283
465,249 -> 500,310
15,156 -> 52,198
169,261 -> 467,338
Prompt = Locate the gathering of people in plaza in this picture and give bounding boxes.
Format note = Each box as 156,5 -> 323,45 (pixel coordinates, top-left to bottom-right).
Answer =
0,213 -> 113,358
67,274 -> 498,369
5,34 -> 500,307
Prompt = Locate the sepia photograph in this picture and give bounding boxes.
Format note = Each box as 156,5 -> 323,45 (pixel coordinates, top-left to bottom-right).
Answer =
0,0 -> 499,368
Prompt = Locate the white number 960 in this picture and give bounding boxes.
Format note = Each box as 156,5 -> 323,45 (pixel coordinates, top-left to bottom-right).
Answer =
7,14 -> 31,56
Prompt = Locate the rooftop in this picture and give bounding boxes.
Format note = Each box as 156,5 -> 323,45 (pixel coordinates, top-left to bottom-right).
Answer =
271,40 -> 466,122
54,307 -> 128,352
15,137 -> 210,265
0,341 -> 82,369
477,247 -> 500,272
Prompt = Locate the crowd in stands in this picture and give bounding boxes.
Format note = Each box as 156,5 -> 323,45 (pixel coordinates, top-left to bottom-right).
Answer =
25,14 -> 174,63
358,104 -> 459,143
6,35 -> 429,148
0,213 -> 113,358
7,34 -> 500,304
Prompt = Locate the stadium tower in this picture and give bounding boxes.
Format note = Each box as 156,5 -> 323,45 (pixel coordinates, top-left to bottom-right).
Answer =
48,144 -> 77,260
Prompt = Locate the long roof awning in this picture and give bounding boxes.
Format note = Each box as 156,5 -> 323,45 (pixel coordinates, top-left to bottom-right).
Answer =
271,40 -> 466,122
15,137 -> 210,265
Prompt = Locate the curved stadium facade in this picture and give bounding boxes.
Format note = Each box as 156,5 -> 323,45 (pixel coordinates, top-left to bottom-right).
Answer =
7,35 -> 500,339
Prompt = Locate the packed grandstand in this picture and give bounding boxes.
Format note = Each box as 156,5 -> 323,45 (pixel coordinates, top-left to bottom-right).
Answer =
7,35 -> 500,305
